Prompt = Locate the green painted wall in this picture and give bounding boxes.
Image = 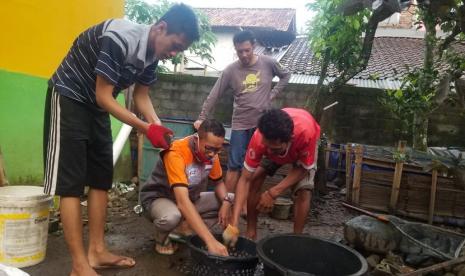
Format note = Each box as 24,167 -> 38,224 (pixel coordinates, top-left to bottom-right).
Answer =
0,70 -> 47,184
0,69 -> 130,185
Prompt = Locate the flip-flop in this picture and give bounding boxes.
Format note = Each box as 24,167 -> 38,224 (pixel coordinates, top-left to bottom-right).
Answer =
168,233 -> 188,244
155,239 -> 178,255
92,256 -> 135,269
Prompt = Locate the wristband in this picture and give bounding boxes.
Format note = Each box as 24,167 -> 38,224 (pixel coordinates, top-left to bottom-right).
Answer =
223,194 -> 233,204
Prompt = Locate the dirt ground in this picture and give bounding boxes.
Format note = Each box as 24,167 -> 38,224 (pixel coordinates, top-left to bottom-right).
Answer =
22,188 -> 354,276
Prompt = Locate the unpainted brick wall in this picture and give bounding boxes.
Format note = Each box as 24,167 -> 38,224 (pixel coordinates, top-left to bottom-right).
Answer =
150,74 -> 465,147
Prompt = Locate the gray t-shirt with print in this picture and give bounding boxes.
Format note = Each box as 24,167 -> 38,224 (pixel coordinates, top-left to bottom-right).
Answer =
198,55 -> 290,130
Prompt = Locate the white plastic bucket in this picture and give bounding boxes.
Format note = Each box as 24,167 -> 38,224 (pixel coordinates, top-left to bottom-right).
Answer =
0,186 -> 52,268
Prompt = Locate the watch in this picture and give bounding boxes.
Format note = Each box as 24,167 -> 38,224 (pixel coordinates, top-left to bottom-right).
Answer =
223,194 -> 233,204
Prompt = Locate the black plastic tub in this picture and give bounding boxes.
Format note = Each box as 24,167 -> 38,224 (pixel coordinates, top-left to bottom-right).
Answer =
187,234 -> 259,276
257,234 -> 368,276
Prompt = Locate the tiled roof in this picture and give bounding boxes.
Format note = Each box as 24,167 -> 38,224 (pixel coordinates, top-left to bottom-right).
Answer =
279,36 -> 465,81
197,8 -> 296,32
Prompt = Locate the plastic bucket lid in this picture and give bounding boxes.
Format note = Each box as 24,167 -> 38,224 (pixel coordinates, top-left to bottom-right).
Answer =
0,186 -> 51,204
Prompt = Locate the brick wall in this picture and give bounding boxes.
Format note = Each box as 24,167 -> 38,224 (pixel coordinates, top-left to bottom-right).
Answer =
399,5 -> 416,29
150,73 -> 465,147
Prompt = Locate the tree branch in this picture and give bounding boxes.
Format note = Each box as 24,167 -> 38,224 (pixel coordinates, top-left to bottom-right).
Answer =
329,7 -> 384,92
438,25 -> 461,58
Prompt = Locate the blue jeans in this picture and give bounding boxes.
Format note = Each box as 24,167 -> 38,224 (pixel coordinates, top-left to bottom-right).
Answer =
228,128 -> 256,171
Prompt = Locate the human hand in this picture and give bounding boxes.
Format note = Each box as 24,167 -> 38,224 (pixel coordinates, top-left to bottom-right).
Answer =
218,202 -> 231,228
207,240 -> 229,256
257,190 -> 275,213
222,224 -> 240,247
146,123 -> 173,149
193,120 -> 203,130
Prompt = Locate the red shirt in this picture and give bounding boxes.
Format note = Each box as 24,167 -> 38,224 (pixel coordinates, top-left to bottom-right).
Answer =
244,108 -> 320,171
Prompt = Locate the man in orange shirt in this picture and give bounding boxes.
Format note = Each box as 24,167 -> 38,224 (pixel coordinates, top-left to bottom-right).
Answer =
140,119 -> 232,256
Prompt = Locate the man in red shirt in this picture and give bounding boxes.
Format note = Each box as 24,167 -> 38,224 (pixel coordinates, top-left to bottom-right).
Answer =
222,108 -> 320,244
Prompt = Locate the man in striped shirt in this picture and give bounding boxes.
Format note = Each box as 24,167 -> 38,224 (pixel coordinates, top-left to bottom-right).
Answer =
43,4 -> 199,275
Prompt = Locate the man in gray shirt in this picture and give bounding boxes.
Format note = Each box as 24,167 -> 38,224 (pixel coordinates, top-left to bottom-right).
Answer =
194,30 -> 290,217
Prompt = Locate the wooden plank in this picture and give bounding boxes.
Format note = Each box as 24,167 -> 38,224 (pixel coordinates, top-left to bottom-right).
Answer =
363,158 -> 424,173
402,256 -> 465,276
345,144 -> 353,202
351,145 -> 363,204
428,169 -> 438,224
389,141 -> 407,212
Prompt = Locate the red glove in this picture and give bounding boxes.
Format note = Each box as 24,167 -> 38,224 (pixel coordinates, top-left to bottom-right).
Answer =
146,124 -> 173,149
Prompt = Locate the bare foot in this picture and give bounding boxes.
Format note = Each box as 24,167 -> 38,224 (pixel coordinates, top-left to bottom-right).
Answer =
88,249 -> 135,270
70,263 -> 100,276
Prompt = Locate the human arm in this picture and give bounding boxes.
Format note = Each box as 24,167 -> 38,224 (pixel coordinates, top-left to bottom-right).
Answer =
222,167 -> 254,247
173,186 -> 228,256
195,72 -> 229,129
95,77 -> 172,148
215,181 -> 232,228
256,166 -> 308,212
95,75 -> 150,132
94,34 -> 171,147
230,168 -> 254,227
208,158 -> 231,228
94,35 -> 152,132
269,60 -> 291,100
133,82 -> 161,126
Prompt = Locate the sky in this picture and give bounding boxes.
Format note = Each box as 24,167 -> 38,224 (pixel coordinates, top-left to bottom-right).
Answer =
145,0 -> 315,33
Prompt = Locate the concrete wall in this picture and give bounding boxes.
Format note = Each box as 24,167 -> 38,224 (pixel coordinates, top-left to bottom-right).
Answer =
150,73 -> 465,147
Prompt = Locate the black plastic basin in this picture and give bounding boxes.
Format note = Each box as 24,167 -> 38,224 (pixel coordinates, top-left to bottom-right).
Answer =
257,234 -> 368,276
187,234 -> 259,276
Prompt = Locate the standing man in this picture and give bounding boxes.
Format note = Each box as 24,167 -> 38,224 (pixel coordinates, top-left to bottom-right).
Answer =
194,30 -> 290,211
140,119 -> 231,256
222,108 -> 320,245
43,4 -> 199,276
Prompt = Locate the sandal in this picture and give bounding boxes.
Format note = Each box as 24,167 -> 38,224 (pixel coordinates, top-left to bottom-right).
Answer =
155,238 -> 178,255
168,233 -> 188,244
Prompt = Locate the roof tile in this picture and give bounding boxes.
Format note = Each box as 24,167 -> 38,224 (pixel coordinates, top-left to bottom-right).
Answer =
279,36 -> 465,80
197,8 -> 296,32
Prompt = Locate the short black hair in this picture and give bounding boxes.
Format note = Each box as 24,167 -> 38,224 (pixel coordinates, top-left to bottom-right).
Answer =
258,109 -> 294,143
233,30 -> 256,45
158,3 -> 200,43
198,119 -> 225,138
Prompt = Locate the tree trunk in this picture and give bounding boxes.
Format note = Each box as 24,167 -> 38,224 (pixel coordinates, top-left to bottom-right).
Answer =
305,49 -> 331,121
412,114 -> 428,152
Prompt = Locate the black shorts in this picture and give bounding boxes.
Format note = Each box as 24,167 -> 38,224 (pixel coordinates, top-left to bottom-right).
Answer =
43,87 -> 113,196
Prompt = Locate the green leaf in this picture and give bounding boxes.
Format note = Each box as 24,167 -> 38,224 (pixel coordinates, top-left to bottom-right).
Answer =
125,0 -> 217,69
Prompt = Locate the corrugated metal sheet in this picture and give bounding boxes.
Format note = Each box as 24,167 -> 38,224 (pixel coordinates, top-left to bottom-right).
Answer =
177,72 -> 402,90
288,74 -> 402,89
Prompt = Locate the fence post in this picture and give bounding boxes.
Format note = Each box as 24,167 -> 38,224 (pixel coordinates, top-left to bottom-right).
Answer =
345,144 -> 353,202
428,169 -> 438,224
351,144 -> 363,204
389,140 -> 407,212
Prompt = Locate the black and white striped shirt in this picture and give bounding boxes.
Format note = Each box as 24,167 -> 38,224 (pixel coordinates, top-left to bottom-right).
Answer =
49,19 -> 158,109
